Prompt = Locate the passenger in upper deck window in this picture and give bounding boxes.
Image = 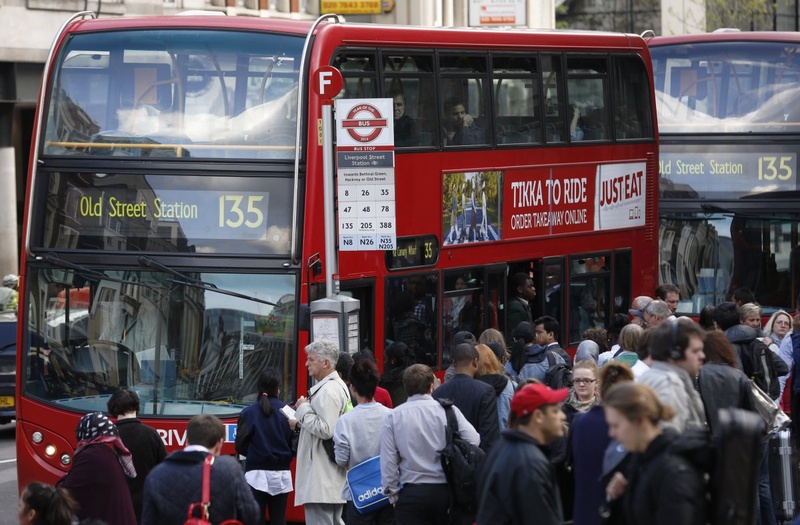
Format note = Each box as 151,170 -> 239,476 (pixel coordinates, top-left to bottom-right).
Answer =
392,93 -> 419,147
443,97 -> 484,145
569,105 -> 584,141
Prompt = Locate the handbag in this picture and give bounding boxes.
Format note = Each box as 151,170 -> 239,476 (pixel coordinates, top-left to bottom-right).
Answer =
184,455 -> 245,525
750,380 -> 791,434
290,425 -> 301,457
347,456 -> 390,515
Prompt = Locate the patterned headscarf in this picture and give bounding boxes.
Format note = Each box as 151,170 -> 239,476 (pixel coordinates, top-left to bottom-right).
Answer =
75,412 -> 137,478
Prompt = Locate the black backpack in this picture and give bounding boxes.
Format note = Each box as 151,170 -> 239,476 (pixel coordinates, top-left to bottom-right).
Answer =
544,352 -> 573,390
670,408 -> 763,525
737,338 -> 779,399
437,399 -> 485,514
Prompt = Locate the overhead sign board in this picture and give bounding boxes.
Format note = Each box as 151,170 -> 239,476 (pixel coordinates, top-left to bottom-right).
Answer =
320,0 -> 382,15
468,0 -> 527,27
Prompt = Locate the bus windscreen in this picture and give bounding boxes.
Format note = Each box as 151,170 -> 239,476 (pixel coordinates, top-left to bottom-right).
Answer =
44,30 -> 303,160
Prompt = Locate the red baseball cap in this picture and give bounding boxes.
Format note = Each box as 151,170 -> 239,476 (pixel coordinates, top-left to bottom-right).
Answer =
510,383 -> 569,418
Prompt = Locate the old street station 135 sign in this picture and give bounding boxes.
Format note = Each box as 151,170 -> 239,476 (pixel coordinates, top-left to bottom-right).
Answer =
335,98 -> 396,251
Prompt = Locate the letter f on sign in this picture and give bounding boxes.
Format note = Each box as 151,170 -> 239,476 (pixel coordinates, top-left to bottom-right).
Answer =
319,71 -> 332,96
313,66 -> 342,99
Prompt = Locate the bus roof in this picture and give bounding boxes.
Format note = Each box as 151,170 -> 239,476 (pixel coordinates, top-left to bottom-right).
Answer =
62,15 -> 644,51
647,30 -> 800,47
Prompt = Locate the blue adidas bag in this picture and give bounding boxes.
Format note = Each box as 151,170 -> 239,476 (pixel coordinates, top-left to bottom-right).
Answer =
347,456 -> 390,515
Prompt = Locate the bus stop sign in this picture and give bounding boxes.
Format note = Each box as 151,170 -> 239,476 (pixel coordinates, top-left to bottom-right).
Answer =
313,66 -> 343,100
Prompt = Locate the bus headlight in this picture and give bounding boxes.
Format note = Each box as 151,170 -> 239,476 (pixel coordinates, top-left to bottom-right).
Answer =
44,444 -> 56,457
60,454 -> 71,466
31,432 -> 43,444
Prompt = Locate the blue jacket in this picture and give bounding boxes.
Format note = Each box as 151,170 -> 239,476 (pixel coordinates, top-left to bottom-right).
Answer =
236,397 -> 294,471
510,345 -> 565,383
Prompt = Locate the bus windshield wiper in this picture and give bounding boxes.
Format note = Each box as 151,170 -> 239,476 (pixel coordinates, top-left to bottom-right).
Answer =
40,253 -> 161,291
39,253 -> 108,280
137,256 -> 277,307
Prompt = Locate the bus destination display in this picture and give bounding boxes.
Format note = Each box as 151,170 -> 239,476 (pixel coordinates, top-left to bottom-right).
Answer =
386,235 -> 439,269
660,152 -> 797,195
73,189 -> 271,239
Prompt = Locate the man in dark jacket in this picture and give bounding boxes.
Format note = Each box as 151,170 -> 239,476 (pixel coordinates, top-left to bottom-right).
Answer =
534,315 -> 572,369
715,301 -> 786,525
506,272 -> 535,341
142,414 -> 259,525
476,383 -> 568,525
433,342 -> 500,452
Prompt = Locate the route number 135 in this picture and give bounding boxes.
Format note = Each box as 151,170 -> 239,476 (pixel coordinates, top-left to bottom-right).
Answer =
219,195 -> 265,228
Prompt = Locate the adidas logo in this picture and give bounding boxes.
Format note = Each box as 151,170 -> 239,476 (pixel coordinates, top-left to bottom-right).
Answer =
356,487 -> 383,501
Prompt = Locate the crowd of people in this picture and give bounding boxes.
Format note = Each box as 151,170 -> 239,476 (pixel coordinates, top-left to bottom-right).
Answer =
18,280 -> 800,525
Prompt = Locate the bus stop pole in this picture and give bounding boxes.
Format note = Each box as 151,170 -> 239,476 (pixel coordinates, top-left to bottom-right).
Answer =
321,100 -> 338,298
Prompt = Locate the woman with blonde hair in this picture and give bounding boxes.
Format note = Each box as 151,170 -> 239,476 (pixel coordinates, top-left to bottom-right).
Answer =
740,302 -> 763,332
612,324 -> 649,378
604,382 -> 706,525
476,343 -> 515,429
479,328 -> 509,364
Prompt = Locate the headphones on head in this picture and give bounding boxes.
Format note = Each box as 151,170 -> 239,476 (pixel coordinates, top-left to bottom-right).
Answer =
668,319 -> 683,360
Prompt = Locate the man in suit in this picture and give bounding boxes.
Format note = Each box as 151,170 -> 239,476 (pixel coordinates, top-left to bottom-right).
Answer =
507,272 -> 535,342
433,343 -> 499,452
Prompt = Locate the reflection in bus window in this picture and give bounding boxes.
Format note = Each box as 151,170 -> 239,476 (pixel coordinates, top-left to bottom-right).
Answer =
567,56 -> 609,141
614,56 -> 653,139
569,256 -> 610,344
25,268 -> 296,415
543,263 -> 564,322
385,273 -> 438,367
542,54 -> 566,142
659,214 -> 799,312
650,41 -> 800,133
46,30 -> 302,160
333,51 -> 378,99
493,55 -> 542,145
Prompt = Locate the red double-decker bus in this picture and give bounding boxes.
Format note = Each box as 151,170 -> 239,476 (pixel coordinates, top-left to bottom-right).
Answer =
17,11 -> 658,520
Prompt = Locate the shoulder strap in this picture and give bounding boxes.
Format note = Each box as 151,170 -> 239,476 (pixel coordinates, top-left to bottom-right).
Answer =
201,455 -> 213,519
439,400 -> 459,441
546,351 -> 557,367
